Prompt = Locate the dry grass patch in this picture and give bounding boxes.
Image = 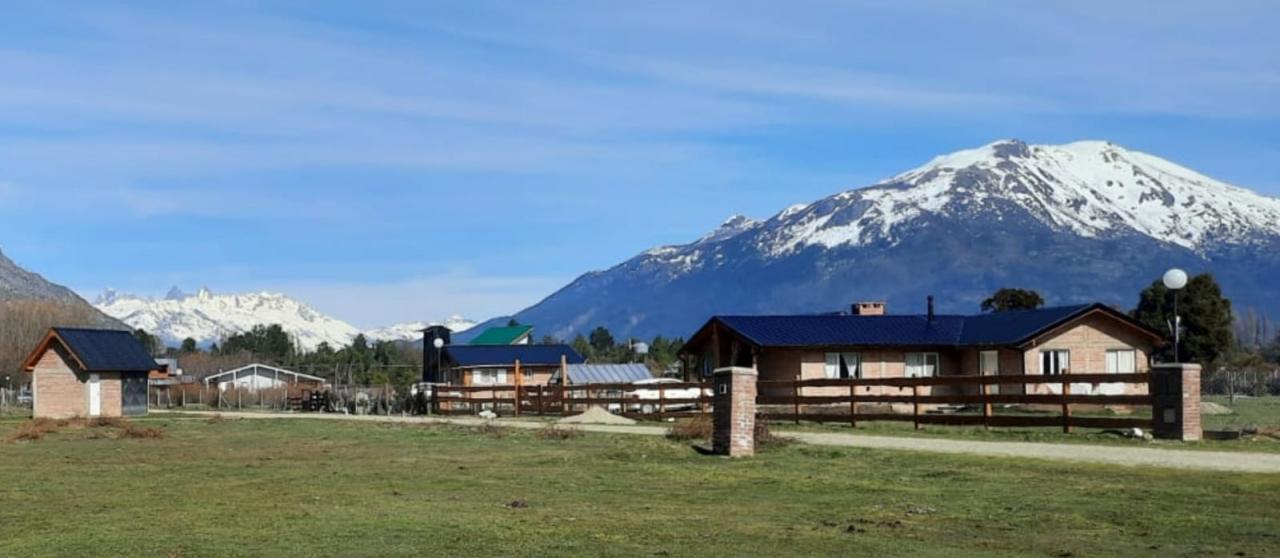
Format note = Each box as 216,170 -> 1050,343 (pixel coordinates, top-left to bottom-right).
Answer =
665,414 -> 711,442
534,424 -> 582,440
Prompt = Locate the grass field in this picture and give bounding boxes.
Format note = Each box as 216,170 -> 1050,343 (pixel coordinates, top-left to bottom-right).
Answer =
767,395 -> 1280,453
2,416 -> 1279,557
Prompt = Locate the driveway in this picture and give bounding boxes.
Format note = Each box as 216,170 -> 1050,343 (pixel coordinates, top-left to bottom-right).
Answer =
151,410 -> 1280,474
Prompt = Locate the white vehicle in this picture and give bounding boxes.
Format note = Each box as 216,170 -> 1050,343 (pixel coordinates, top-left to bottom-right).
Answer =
626,378 -> 705,414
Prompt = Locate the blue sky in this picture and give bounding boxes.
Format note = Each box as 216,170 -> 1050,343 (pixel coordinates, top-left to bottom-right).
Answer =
1,1 -> 1277,327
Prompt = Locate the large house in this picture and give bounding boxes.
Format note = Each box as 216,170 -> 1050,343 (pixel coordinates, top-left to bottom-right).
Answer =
679,300 -> 1164,397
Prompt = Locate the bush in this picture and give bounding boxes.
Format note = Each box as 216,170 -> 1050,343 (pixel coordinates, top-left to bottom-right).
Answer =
535,425 -> 582,440
90,417 -> 126,428
666,414 -> 712,442
118,423 -> 165,440
754,421 -> 792,449
6,417 -> 73,442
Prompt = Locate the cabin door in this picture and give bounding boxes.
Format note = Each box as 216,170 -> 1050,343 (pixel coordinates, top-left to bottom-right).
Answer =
88,374 -> 102,416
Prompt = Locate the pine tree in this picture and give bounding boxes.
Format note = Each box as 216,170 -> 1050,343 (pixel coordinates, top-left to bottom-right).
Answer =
1132,273 -> 1234,367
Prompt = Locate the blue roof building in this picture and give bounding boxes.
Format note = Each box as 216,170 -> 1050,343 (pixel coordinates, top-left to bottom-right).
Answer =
679,301 -> 1163,397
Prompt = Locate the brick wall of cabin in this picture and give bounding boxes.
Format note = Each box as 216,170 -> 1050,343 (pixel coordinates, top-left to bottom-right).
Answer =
757,348 -> 961,398
1020,313 -> 1153,396
32,349 -> 126,419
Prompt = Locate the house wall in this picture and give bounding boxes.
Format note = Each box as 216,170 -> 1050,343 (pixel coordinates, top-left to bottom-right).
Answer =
1020,313 -> 1154,395
756,347 -> 962,397
32,348 -> 124,419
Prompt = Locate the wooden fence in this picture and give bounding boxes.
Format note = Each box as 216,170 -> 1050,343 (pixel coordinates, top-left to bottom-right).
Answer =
430,382 -> 712,419
758,373 -> 1154,432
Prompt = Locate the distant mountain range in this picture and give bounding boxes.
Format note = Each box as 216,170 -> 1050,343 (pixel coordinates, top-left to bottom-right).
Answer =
502,139 -> 1280,340
93,287 -> 476,350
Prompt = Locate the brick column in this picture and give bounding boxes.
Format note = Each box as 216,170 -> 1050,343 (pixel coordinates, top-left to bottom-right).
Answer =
712,366 -> 757,457
1150,363 -> 1201,441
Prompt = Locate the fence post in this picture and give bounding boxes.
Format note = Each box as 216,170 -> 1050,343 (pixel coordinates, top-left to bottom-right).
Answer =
912,385 -> 920,430
658,383 -> 666,420
1061,378 -> 1072,434
981,378 -> 991,430
849,382 -> 857,428
792,379 -> 801,424
514,384 -> 521,417
712,367 -> 758,457
1151,363 -> 1203,441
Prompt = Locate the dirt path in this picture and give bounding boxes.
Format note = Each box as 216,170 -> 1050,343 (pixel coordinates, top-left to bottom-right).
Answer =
151,410 -> 1280,474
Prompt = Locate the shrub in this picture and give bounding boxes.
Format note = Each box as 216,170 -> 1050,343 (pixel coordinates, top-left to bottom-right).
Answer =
118,423 -> 165,440
666,414 -> 712,442
754,421 -> 793,449
6,417 -> 69,442
90,417 -> 126,428
535,424 -> 582,441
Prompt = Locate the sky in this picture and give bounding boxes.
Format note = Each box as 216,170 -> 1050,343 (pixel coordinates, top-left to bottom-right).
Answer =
0,1 -> 1277,328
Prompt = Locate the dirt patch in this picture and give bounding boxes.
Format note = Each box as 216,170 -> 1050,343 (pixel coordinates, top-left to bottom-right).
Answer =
557,405 -> 636,425
1202,401 -> 1233,415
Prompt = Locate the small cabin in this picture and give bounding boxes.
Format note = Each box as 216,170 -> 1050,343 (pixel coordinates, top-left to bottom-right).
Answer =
22,327 -> 158,419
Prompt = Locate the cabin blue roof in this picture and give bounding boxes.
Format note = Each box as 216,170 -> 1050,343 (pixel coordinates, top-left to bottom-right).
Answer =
712,304 -> 1114,348
444,344 -> 584,367
51,327 -> 158,372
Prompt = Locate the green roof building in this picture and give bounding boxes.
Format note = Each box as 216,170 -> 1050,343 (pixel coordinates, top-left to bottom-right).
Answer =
468,324 -> 534,345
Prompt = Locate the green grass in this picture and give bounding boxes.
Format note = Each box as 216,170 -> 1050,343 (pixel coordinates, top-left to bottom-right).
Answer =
769,396 -> 1280,454
2,417 -> 1279,557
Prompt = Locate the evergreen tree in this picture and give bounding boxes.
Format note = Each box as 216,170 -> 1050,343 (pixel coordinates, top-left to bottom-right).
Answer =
180,337 -> 199,353
131,328 -> 160,356
588,326 -> 615,355
1132,273 -> 1234,366
980,288 -> 1045,313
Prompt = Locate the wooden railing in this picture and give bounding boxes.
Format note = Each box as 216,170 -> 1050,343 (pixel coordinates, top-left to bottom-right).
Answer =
430,382 -> 712,419
757,373 -> 1153,432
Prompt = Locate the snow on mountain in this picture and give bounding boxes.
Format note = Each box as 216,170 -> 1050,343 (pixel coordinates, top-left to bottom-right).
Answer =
94,287 -> 475,350
363,316 -> 478,342
506,139 -> 1280,340
759,139 -> 1280,255
95,287 -> 361,351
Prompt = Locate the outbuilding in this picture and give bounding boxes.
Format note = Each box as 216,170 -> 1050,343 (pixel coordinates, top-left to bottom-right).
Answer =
22,327 -> 158,419
202,363 -> 327,392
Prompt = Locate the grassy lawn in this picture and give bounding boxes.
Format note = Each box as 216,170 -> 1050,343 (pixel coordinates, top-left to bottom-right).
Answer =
2,416 -> 1279,557
768,396 -> 1280,454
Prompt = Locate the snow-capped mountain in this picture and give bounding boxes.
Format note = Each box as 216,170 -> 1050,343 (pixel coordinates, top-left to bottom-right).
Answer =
94,287 -> 475,350
364,317 -> 478,342
504,140 -> 1280,339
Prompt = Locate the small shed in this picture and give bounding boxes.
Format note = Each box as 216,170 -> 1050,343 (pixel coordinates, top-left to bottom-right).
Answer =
22,327 -> 158,419
203,364 -> 327,392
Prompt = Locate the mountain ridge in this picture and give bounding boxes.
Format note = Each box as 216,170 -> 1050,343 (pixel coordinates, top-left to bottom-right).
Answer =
502,139 -> 1280,340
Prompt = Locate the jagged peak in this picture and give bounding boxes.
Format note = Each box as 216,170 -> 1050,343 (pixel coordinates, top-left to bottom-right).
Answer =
164,285 -> 187,300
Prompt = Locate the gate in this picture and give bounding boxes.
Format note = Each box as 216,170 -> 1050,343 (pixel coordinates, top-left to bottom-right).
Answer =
122,373 -> 149,416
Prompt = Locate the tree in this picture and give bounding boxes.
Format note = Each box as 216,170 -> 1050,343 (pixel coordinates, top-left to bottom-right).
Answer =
506,318 -> 521,327
1131,272 -> 1234,367
980,288 -> 1045,313
588,326 -> 616,356
132,329 -> 160,356
180,338 -> 199,353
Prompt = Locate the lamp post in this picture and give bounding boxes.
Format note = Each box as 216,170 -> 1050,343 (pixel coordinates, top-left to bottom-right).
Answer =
1162,268 -> 1188,362
432,337 -> 445,383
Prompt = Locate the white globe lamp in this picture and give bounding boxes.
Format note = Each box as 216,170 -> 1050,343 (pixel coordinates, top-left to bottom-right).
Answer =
432,337 -> 445,350
1162,268 -> 1187,362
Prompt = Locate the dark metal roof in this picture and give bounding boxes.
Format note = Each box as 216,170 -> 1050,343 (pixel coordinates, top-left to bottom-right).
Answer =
444,344 -> 584,367
562,363 -> 654,384
51,327 -> 158,372
707,304 -> 1147,349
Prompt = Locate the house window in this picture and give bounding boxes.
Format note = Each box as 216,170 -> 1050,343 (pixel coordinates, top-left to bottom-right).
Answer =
522,369 -> 535,380
473,369 -> 508,385
1040,350 -> 1070,375
1106,350 -> 1137,374
905,353 -> 939,377
980,351 -> 999,376
824,353 -> 860,379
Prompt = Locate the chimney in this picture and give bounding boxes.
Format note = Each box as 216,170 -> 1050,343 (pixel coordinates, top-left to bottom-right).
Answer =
852,301 -> 886,316
927,295 -> 935,322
